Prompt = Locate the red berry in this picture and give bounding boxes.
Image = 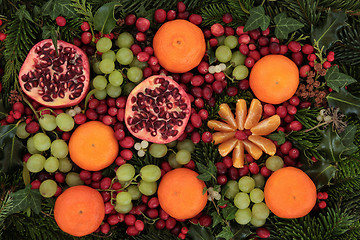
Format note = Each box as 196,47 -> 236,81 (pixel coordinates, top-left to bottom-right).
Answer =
25,121 -> 39,134
269,42 -> 280,54
211,23 -> 225,37
280,141 -> 292,155
238,165 -> 249,176
256,227 -> 270,238
155,219 -> 165,229
154,9 -> 166,23
239,43 -> 250,55
191,131 -> 201,144
239,79 -> 249,90
167,10 -> 176,20
291,52 -> 303,65
126,226 -> 139,236
135,220 -> 144,231
236,26 -> 247,35
202,131 -> 213,143
249,29 -> 261,40
299,65 -> 311,78
262,28 -> 270,36
217,175 -> 228,185
209,38 -> 218,47
222,13 -> 233,23
276,106 -> 287,118
279,45 -> 288,55
288,41 -> 301,52
100,223 -> 110,234
0,19 -> 2,26
177,1 -> 186,13
318,201 -> 327,209
198,109 -> 209,120
136,18 -> 150,32
288,148 -> 300,159
249,162 -> 259,174
322,192 -> 328,200
216,162 -> 227,175
289,120 -> 303,131
178,11 -> 190,19
223,156 -> 233,168
263,104 -> 276,116
107,214 -> 120,225
165,217 -> 177,230
307,54 -> 316,62
302,44 -> 314,54
125,214 -> 136,226
245,57 -> 255,68
260,166 -> 272,177
80,22 -> 90,31
125,14 -> 136,25
31,180 -> 41,189
199,215 -> 212,227
287,105 -> 297,115
81,32 -> 92,45
189,14 -> 202,25
56,16 -> 66,27
323,61 -> 331,69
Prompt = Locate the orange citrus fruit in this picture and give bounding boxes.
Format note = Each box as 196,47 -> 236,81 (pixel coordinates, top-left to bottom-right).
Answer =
153,19 -> 206,73
249,55 -> 299,104
68,121 -> 118,171
54,185 -> 105,236
264,167 -> 317,218
157,168 -> 207,219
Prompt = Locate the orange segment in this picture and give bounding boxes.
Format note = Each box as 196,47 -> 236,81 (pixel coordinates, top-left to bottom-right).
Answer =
218,138 -> 238,157
244,99 -> 262,129
232,141 -> 244,168
208,120 -> 236,132
218,103 -> 237,129
250,115 -> 281,135
248,135 -> 276,156
213,131 -> 236,145
243,140 -> 263,160
236,99 -> 247,130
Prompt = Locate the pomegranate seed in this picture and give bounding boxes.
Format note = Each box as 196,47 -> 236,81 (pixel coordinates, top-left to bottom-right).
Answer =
249,162 -> 259,174
238,165 -> 249,176
81,32 -> 92,45
136,18 -> 150,32
199,215 -> 212,227
56,16 -> 66,26
201,131 -> 213,143
290,120 -> 303,131
154,9 -> 167,23
302,44 -> 314,54
167,10 -> 176,20
256,227 -> 270,238
211,23 -> 225,37
189,14 -> 202,25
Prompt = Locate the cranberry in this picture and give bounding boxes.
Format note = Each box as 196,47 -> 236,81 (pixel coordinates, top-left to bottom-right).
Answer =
0,33 -> 5,41
259,46 -> 270,56
91,171 -> 103,182
239,43 -> 250,55
167,10 -> 176,20
136,18 -> 150,32
207,97 -> 216,107
12,102 -> 25,114
258,36 -> 269,46
202,131 -> 213,143
100,223 -> 110,234
189,14 -> 202,25
291,52 -> 303,65
191,75 -> 204,86
280,141 -> 292,155
125,14 -> 136,25
307,53 -> 316,62
166,217 -> 177,230
146,197 -> 159,209
126,226 -> 139,236
178,11 -> 189,19
100,177 -> 111,190
249,162 -> 259,174
137,51 -> 149,62
238,34 -> 250,44
302,44 -> 314,54
228,167 -> 239,180
318,201 -> 327,209
159,208 -> 169,220
198,109 -> 209,120
199,215 -> 212,227
256,227 -> 270,238
212,80 -> 224,94
262,27 -> 270,36
217,175 -> 228,185
323,61 -> 331,69
25,121 -> 39,134
279,45 -> 288,55
299,101 -> 311,109
119,136 -> 135,148
146,208 -> 159,219
107,214 -> 119,225
260,166 -> 272,177
211,23 -> 225,37
134,220 -> 144,232
236,26 -> 247,35
31,180 -> 41,189
54,172 -> 65,183
289,120 -> 303,131
238,165 -> 249,176
56,16 -> 66,26
269,42 -> 280,54
81,32 -> 92,45
214,72 -> 226,81
284,114 -> 295,123
74,113 -> 86,125
288,41 -> 301,52
222,13 -> 233,23
191,131 -> 201,144
135,32 -> 146,42
226,86 -> 238,96
155,219 -> 165,229
276,106 -> 287,118
202,87 -> 213,100
238,79 -> 249,90
124,214 -> 136,226
216,162 -> 227,175
249,29 -> 261,40
283,156 -> 296,166
287,105 -> 297,115
154,9 -> 167,23
80,22 -> 90,32
327,52 -> 335,62
222,156 -> 233,168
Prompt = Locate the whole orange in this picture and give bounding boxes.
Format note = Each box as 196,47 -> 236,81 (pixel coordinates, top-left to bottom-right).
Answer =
68,121 -> 118,171
249,55 -> 299,104
54,185 -> 105,236
157,168 -> 207,219
153,19 -> 206,73
264,167 -> 317,218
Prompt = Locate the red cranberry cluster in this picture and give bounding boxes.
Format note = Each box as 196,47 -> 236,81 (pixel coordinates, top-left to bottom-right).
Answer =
0,19 -> 7,41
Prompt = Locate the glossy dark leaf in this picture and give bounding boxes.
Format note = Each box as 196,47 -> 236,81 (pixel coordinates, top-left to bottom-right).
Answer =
0,137 -> 25,173
327,88 -> 360,118
317,127 -> 344,163
230,222 -> 252,240
0,124 -> 17,146
325,66 -> 356,92
8,184 -> 42,215
243,6 -> 270,32
302,161 -> 337,189
94,2 -> 121,34
42,0 -> 76,20
211,211 -> 222,228
216,225 -> 233,240
274,13 -> 304,39
0,100 -> 6,120
222,204 -> 237,220
267,131 -> 286,145
188,224 -> 215,240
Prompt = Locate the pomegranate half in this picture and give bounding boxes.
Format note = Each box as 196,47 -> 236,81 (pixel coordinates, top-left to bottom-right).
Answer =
19,39 -> 90,108
125,75 -> 191,144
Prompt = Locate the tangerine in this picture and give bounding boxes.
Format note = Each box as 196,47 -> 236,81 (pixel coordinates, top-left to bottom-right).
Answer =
68,121 -> 118,171
157,168 -> 207,219
54,185 -> 105,236
249,55 -> 299,104
264,167 -> 317,218
153,19 -> 206,73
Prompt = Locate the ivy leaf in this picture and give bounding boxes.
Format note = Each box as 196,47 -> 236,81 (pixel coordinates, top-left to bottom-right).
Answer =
327,88 -> 360,118
243,6 -> 270,32
188,224 -> 215,240
274,13 -> 304,39
301,161 -> 337,189
42,0 -> 76,20
267,131 -> 286,145
311,11 -> 347,52
210,211 -> 222,228
230,222 -> 252,240
317,127 -> 345,163
8,185 -> 42,215
221,204 -> 237,220
216,225 -> 234,240
325,66 -> 356,92
94,2 -> 121,35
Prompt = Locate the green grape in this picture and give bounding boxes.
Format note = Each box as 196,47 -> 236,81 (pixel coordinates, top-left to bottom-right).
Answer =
39,114 -> 57,131
27,137 -> 41,154
92,75 -> 108,90
127,67 -> 143,83
149,144 -> 168,158
265,156 -> 284,171
129,58 -> 148,69
92,61 -> 102,74
235,208 -> 252,225
249,188 -> 264,203
215,45 -> 232,63
33,132 -> 51,151
252,202 -> 270,219
108,70 -> 123,86
65,172 -> 84,187
176,139 -> 195,153
250,217 -> 266,227
58,157 -> 73,173
116,48 -> 134,65
234,192 -> 251,209
102,50 -> 116,61
224,180 -> 240,199
116,192 -> 132,205
56,113 -> 74,132
175,149 -> 191,165
26,154 -> 45,173
44,156 -> 59,173
51,139 -> 68,159
99,59 -> 115,74
116,163 -> 135,182
232,65 -> 249,80
168,153 -> 182,168
115,202 -> 133,214
230,51 -> 246,66
94,89 -> 107,100
140,165 -> 161,182
224,35 -> 238,49
116,32 -> 134,48
252,174 -> 265,188
166,140 -> 177,148
123,82 -> 136,95
16,122 -> 30,139
39,179 -> 58,198
138,180 -> 157,196
238,176 -> 255,193
216,35 -> 226,45
96,37 -> 112,53
126,185 -> 142,200
106,83 -> 122,98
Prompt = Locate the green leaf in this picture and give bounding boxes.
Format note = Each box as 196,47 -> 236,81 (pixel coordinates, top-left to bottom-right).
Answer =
94,2 -> 121,35
8,185 -> 42,215
317,127 -> 345,163
0,137 -> 25,173
42,0 -> 76,20
267,131 -> 286,145
243,6 -> 270,32
23,164 -> 31,186
221,204 -> 237,220
15,5 -> 34,22
311,11 -> 347,52
0,124 -> 17,146
42,25 -> 58,54
210,211 -> 222,228
325,66 -> 357,92
230,222 -> 252,240
274,13 -> 304,39
196,161 -> 216,182
302,161 -> 337,189
216,225 -> 234,240
339,125 -> 358,156
197,173 -> 212,182
327,88 -> 360,118
0,100 -> 6,120
188,224 -> 215,240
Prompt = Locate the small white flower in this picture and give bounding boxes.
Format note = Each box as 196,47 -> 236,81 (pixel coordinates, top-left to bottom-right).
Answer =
214,65 -> 222,73
74,106 -> 82,114
67,109 -> 76,117
219,63 -> 227,71
138,149 -> 145,157
135,140 -> 149,157
208,66 -> 216,74
140,140 -> 149,149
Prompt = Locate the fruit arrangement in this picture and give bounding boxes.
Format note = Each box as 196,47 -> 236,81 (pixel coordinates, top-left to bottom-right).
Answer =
0,1 -> 359,240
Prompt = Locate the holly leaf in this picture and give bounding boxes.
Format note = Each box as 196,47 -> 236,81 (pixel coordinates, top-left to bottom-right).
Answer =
42,0 -> 76,20
243,6 -> 270,32
274,13 -> 304,39
317,127 -> 345,163
301,161 -> 337,189
94,2 -> 121,34
325,66 -> 356,92
0,136 -> 25,173
230,222 -> 251,240
267,131 -> 286,145
311,11 -> 347,52
0,100 -> 6,120
340,125 -> 358,156
210,211 -> 222,228
8,185 -> 42,215
188,224 -> 215,240
327,88 -> 360,118
0,124 -> 17,146
221,203 -> 237,220
216,225 -> 234,240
